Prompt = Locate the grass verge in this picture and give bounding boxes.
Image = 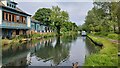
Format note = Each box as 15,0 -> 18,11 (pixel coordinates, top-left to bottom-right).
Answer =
84,35 -> 118,66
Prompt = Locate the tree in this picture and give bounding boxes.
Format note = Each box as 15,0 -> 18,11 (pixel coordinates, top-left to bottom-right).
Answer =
114,2 -> 120,33
33,8 -> 52,26
50,6 -> 69,35
33,6 -> 78,34
61,21 -> 78,32
83,1 -> 120,33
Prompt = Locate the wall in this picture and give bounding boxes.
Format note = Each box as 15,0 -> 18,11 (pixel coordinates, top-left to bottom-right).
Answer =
0,8 -> 2,25
31,23 -> 35,30
27,16 -> 31,28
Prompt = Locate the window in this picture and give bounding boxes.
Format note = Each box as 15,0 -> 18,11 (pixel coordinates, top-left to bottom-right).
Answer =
31,23 -> 35,30
14,6 -> 16,8
12,5 -> 14,8
12,14 -> 14,22
14,15 -> 16,22
16,16 -> 19,23
23,17 -> 26,24
6,13 -> 8,21
16,30 -> 19,35
21,17 -> 23,23
20,16 -> 23,23
9,14 -> 11,22
2,12 -> 4,20
7,3 -> 9,6
9,4 -> 11,7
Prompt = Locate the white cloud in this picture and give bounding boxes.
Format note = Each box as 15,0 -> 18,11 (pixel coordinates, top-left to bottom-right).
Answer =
17,2 -> 93,25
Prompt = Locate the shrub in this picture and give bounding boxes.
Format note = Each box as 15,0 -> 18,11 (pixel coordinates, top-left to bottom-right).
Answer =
118,34 -> 120,40
94,32 -> 101,36
107,34 -> 118,40
30,33 -> 42,38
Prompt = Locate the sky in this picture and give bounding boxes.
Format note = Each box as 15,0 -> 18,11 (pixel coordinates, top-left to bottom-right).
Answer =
14,0 -> 94,25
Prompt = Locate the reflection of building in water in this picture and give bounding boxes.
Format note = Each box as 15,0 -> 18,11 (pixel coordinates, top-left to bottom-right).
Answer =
3,57 -> 27,66
27,52 -> 31,65
2,35 -> 78,66
52,38 -> 57,47
2,43 -> 31,67
2,37 -> 56,67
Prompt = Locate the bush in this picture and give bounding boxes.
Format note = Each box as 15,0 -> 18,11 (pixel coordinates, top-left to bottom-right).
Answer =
94,32 -> 115,37
117,34 -> 120,40
30,33 -> 42,38
94,32 -> 101,36
107,34 -> 118,40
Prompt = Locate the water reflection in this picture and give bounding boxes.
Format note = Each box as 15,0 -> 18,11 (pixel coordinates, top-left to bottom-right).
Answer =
30,36 -> 72,66
85,37 -> 101,56
2,34 -> 100,67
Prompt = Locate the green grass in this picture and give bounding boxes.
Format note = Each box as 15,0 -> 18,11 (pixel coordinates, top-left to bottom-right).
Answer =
84,35 -> 118,66
107,34 -> 119,40
118,56 -> 120,68
91,32 -> 120,40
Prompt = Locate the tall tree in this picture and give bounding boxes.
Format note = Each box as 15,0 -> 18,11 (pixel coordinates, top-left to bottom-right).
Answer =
115,2 -> 120,33
50,6 -> 69,35
83,1 -> 120,33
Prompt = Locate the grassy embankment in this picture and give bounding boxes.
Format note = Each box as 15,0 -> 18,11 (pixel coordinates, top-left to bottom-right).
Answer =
92,32 -> 120,53
85,34 -> 118,66
2,31 -> 78,46
91,32 -> 120,40
2,32 -> 56,46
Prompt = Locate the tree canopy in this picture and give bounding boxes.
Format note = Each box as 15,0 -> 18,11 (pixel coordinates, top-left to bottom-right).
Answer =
82,2 -> 120,33
33,8 -> 52,26
33,6 -> 78,35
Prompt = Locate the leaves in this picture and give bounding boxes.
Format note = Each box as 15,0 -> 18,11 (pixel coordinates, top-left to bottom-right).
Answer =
33,8 -> 52,25
33,6 -> 78,34
82,2 -> 120,33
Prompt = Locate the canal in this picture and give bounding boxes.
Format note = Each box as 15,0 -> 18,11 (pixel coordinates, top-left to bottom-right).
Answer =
2,34 -> 100,67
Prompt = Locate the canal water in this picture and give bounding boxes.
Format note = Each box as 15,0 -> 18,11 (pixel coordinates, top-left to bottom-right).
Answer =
2,34 -> 100,67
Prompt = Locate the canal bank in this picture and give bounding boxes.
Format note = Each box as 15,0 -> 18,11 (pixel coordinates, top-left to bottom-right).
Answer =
85,35 -> 118,66
2,32 -> 56,46
2,31 -> 78,46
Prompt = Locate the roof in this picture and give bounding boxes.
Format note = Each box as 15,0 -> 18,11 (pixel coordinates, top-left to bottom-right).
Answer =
0,1 -> 31,16
31,18 -> 39,23
10,1 -> 18,5
0,1 -> 4,6
31,19 -> 46,25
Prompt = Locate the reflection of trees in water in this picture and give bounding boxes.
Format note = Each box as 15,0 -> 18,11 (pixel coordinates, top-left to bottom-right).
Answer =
35,35 -> 78,66
61,34 -> 78,45
2,34 -> 78,67
52,36 -> 70,65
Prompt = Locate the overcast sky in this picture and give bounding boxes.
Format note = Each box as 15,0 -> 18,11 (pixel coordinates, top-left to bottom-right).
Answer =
15,1 -> 94,25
